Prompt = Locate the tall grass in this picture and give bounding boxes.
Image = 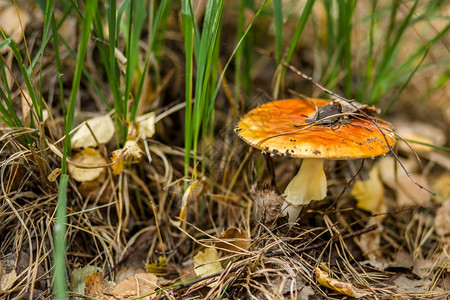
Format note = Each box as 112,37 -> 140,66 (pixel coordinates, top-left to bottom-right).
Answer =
0,0 -> 448,298
315,0 -> 449,105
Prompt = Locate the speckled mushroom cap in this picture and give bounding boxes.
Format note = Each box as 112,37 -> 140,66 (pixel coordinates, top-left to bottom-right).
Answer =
235,98 -> 396,159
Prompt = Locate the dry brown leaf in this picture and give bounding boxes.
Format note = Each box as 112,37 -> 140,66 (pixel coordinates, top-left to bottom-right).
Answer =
0,262 -> 17,291
68,148 -> 107,182
355,221 -> 387,270
215,227 -> 251,253
71,114 -> 115,149
315,267 -> 368,298
84,272 -> 114,297
394,119 -> 446,153
352,167 -> 385,215
193,248 -> 223,280
412,258 -> 434,279
377,157 -> 430,206
435,198 -> 450,237
111,273 -> 158,298
78,180 -> 113,204
0,1 -> 29,43
433,173 -> 450,199
389,251 -> 414,269
392,274 -> 436,294
396,173 -> 430,206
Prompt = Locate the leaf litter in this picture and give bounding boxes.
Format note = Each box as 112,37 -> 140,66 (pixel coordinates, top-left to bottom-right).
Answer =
0,2 -> 449,300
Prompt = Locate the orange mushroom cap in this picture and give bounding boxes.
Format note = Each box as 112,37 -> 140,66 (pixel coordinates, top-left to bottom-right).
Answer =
235,98 -> 396,159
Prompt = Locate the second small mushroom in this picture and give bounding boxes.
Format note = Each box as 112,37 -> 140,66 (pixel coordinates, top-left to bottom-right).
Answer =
235,98 -> 396,224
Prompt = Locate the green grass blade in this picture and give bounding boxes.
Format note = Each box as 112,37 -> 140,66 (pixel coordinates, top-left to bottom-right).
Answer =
182,0 -> 194,179
276,0 -> 315,96
53,174 -> 69,300
54,0 -> 97,297
273,0 -> 283,65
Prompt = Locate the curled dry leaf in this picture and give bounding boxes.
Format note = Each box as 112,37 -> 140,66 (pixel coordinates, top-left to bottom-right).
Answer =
71,114 -> 115,149
68,148 -> 107,182
215,227 -> 250,253
110,140 -> 144,175
193,248 -> 223,280
315,267 -> 368,298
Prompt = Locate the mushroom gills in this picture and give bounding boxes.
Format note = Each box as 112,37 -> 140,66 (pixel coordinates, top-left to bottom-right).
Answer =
282,158 -> 327,223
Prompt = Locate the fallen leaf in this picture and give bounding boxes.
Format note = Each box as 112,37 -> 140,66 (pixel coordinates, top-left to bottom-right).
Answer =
394,119 -> 446,153
84,272 -> 113,297
435,198 -> 450,237
71,114 -> 115,149
0,1 -> 29,43
391,274 -> 436,294
69,265 -> 101,295
396,173 -> 430,206
193,248 -> 223,280
136,112 -> 156,138
355,221 -> 387,270
111,273 -> 158,298
123,140 -> 143,159
389,251 -> 414,269
352,167 -> 385,215
110,140 -> 143,175
68,148 -> 107,182
0,262 -> 17,291
215,227 -> 250,253
111,148 -> 126,175
433,173 -> 450,200
412,258 -> 434,279
315,267 -> 368,298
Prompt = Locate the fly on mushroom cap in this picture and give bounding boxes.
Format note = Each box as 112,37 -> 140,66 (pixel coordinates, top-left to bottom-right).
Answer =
235,98 -> 396,224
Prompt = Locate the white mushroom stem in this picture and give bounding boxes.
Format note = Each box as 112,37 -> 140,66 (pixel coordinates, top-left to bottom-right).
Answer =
282,158 -> 327,224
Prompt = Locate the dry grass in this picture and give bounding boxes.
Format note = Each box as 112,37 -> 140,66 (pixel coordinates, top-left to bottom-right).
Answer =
0,1 -> 449,299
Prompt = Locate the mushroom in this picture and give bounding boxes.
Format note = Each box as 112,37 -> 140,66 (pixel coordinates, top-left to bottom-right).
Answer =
235,98 -> 396,224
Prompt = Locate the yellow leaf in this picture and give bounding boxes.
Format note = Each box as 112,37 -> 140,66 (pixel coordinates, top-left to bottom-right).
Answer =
351,167 -> 385,214
110,148 -> 125,175
68,148 -> 107,182
71,114 -> 115,149
193,248 -> 223,279
315,267 -> 367,298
